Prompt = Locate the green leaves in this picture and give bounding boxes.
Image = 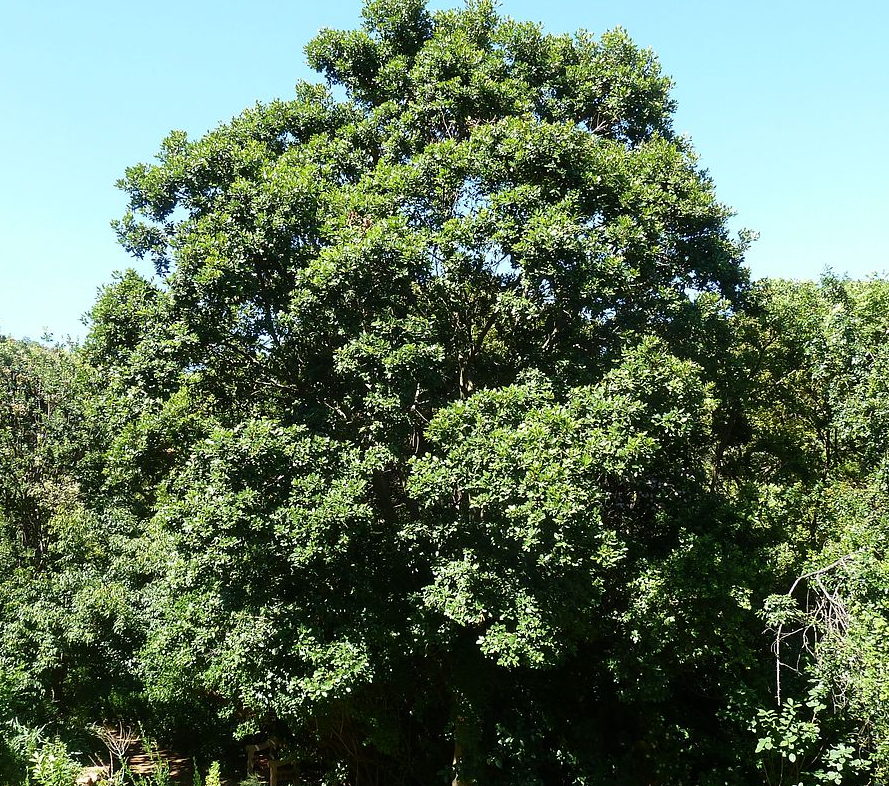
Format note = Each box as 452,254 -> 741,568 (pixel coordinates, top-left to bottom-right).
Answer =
752,690 -> 871,785
138,419 -> 406,735
406,342 -> 714,672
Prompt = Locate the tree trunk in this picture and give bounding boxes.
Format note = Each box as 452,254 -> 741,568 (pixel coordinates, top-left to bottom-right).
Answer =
451,712 -> 473,786
451,732 -> 465,786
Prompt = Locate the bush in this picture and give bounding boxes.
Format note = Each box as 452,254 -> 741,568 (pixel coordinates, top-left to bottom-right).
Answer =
30,739 -> 81,786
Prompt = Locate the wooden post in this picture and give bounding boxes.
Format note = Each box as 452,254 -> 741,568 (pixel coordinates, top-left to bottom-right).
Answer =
245,740 -> 275,779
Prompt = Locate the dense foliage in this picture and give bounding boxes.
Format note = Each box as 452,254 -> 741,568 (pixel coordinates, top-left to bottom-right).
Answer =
2,2 -> 889,785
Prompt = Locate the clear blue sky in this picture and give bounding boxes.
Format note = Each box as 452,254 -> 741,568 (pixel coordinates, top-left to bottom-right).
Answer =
2,0 -> 887,341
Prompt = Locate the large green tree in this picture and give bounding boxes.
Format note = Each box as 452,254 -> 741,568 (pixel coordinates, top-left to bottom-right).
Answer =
96,1 -> 763,782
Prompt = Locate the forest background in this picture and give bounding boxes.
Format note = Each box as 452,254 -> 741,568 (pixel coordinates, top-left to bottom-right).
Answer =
2,2 -> 889,786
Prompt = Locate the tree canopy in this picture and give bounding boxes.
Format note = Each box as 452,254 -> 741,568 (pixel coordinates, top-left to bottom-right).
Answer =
103,1 -> 756,781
